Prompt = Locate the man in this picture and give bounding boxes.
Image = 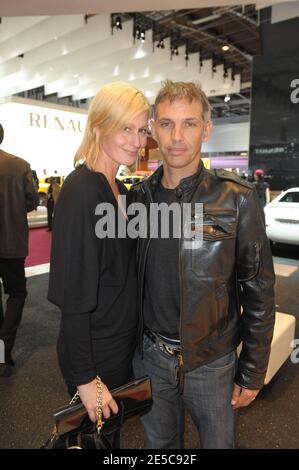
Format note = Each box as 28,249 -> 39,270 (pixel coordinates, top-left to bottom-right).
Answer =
31,169 -> 39,191
46,177 -> 61,231
0,123 -> 38,376
132,81 -> 275,449
254,169 -> 270,211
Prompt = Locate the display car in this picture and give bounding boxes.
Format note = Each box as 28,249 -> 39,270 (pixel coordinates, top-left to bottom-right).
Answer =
117,175 -> 145,190
264,188 -> 299,246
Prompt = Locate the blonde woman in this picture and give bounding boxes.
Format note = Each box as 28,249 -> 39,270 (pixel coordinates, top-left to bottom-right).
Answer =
48,82 -> 150,447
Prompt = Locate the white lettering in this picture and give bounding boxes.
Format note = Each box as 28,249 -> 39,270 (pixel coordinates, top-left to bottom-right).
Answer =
0,339 -> 4,363
103,455 -> 138,467
290,339 -> 299,364
290,78 -> 299,104
127,202 -> 148,239
95,203 -> 115,238
94,201 -> 205,250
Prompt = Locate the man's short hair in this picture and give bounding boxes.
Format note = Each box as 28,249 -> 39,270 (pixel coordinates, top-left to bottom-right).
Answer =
154,80 -> 212,124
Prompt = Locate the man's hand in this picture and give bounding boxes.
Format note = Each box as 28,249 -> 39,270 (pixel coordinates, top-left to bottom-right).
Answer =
231,383 -> 259,410
77,378 -> 119,422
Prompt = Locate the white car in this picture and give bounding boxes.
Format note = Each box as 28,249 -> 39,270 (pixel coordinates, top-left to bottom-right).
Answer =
264,188 -> 299,245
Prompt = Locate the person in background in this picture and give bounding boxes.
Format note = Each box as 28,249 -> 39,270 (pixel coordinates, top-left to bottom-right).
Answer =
132,80 -> 275,449
46,177 -> 61,232
31,169 -> 39,191
47,82 -> 150,447
254,169 -> 270,210
0,123 -> 38,377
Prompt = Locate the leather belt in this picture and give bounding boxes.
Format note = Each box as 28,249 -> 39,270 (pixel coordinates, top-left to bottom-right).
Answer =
144,328 -> 181,357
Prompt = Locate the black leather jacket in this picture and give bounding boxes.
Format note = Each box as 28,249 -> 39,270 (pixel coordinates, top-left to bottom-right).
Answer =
0,149 -> 38,258
131,162 -> 275,390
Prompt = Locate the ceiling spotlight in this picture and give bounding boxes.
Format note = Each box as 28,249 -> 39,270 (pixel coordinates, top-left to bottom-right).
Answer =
140,30 -> 146,42
231,65 -> 236,81
156,39 -> 165,49
115,16 -> 122,30
222,44 -> 230,52
199,48 -> 203,68
224,94 -> 231,103
212,55 -> 216,73
184,39 -> 189,63
135,25 -> 141,40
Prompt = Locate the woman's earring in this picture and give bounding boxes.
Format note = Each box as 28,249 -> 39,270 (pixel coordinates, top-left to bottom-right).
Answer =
138,147 -> 146,159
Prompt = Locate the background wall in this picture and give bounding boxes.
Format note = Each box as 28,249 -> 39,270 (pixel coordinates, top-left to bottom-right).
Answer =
0,97 -> 87,176
249,8 -> 299,190
203,121 -> 249,153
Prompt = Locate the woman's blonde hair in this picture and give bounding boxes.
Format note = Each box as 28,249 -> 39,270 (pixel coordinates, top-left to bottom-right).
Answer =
74,82 -> 150,170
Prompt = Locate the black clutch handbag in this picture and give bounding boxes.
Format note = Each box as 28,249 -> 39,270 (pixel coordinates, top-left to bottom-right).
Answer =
43,375 -> 152,449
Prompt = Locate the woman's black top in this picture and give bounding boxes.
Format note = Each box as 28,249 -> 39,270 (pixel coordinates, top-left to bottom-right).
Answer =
48,165 -> 138,389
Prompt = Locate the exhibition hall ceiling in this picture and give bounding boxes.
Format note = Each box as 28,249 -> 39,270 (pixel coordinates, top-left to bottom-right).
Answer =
0,2 -> 295,119
0,0 -> 293,16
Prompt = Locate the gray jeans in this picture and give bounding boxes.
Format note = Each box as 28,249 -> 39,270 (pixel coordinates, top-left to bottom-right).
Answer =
133,334 -> 237,449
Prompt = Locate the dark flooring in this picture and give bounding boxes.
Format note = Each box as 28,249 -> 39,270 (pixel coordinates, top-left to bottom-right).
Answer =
0,244 -> 299,449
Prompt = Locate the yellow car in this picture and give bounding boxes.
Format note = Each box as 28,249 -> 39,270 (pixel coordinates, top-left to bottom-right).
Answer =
117,175 -> 145,190
38,176 -> 64,206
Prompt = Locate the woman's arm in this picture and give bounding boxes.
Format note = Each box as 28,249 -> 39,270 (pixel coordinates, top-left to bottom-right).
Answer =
61,312 -> 96,385
61,312 -> 118,422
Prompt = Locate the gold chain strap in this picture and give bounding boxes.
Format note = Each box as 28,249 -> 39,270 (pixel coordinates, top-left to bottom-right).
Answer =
69,376 -> 103,432
96,376 -> 103,432
69,390 -> 80,405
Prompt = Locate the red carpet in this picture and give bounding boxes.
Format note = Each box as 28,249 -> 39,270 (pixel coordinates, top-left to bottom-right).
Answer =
25,228 -> 52,268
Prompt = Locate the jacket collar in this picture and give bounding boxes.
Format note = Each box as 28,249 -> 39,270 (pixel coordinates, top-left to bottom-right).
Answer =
144,159 -> 206,197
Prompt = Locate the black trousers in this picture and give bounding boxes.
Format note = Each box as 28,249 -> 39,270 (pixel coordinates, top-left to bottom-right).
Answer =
0,258 -> 27,355
47,200 -> 54,230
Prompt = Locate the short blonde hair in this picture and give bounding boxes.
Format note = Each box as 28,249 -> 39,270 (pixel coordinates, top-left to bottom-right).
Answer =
74,82 -> 150,170
154,80 -> 212,123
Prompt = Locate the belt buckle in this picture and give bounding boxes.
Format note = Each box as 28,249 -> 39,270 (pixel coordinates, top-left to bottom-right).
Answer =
164,344 -> 176,356
159,342 -> 180,357
157,342 -> 173,356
